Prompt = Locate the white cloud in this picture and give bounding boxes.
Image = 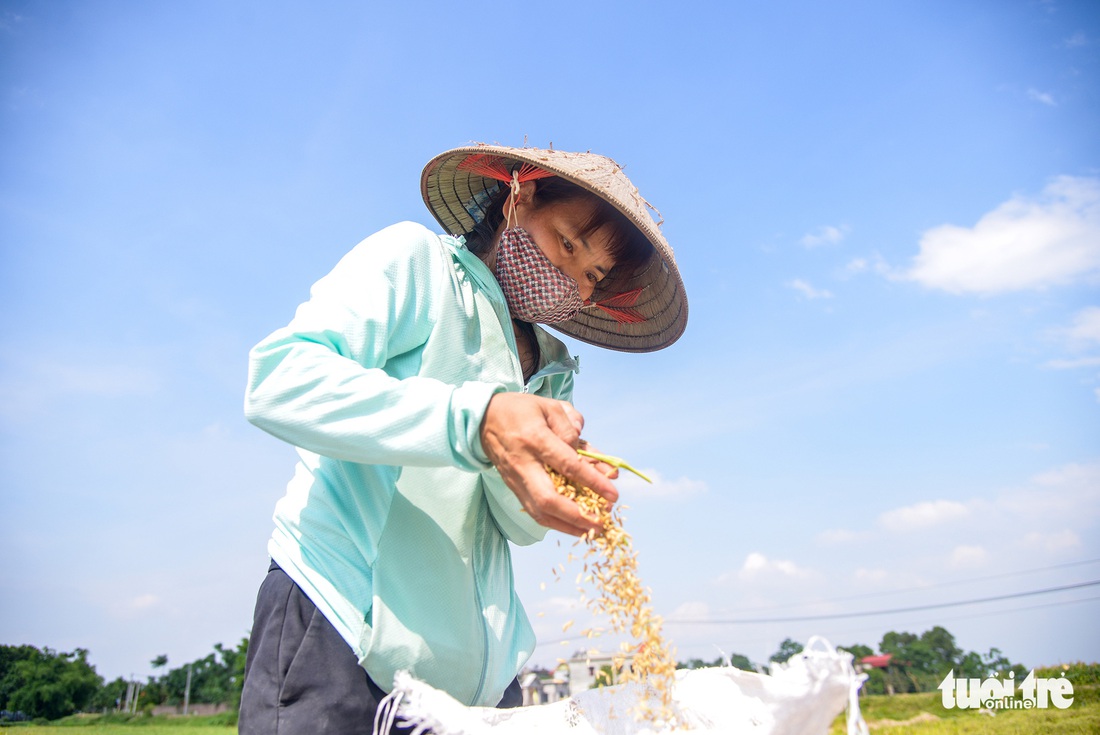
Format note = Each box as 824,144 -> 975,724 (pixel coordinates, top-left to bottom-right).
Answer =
817,528 -> 862,544
130,593 -> 160,610
670,601 -> 711,620
616,469 -> 707,499
1064,31 -> 1087,48
997,461 -> 1100,522
787,278 -> 834,300
1044,356 -> 1100,369
104,592 -> 164,620
1022,530 -> 1082,553
1034,461 -> 1100,490
7,360 -> 159,398
1057,307 -> 1100,348
853,567 -> 889,584
949,544 -> 989,569
843,254 -> 892,279
0,351 -> 162,422
818,528 -> 858,545
801,224 -> 849,248
541,595 -> 587,614
904,176 -> 1100,294
1045,309 -> 1100,385
878,499 -> 970,531
1027,88 -> 1057,106
737,552 -> 811,580
0,11 -> 26,32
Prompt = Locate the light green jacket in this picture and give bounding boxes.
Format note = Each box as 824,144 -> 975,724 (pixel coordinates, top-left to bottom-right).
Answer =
244,222 -> 579,706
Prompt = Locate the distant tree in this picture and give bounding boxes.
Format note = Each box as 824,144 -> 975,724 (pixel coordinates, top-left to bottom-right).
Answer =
678,658 -> 702,670
838,643 -> 884,694
838,643 -> 874,662
184,654 -> 222,705
158,637 -> 249,707
769,638 -> 804,665
920,626 -> 961,671
677,652 -> 755,671
678,656 -> 723,670
981,647 -> 1027,679
876,627 -> 1025,694
0,646 -> 102,720
228,637 -> 248,710
862,667 -> 887,695
92,676 -> 129,712
956,651 -> 985,679
877,631 -> 923,691
728,653 -> 755,672
141,654 -> 170,707
879,631 -> 917,661
0,645 -> 39,710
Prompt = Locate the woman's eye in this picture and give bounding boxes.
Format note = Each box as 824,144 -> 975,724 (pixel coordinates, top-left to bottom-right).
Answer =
562,238 -> 574,253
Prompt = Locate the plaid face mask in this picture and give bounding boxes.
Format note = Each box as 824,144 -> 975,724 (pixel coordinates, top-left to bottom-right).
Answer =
493,227 -> 583,324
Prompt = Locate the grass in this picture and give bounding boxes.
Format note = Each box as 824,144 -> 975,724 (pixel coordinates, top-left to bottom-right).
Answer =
4,682 -> 1098,733
14,729 -> 235,734
0,713 -> 236,733
10,729 -> 234,734
831,684 -> 1100,734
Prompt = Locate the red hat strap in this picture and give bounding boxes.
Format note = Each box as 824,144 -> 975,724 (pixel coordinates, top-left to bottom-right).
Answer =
458,154 -> 556,187
458,154 -> 556,229
584,287 -> 646,325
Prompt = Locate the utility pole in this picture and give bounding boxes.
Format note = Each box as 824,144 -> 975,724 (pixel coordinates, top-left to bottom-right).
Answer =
183,664 -> 192,716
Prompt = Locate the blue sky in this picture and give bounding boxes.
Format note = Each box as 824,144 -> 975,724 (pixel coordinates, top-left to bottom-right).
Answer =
2,1 -> 1098,682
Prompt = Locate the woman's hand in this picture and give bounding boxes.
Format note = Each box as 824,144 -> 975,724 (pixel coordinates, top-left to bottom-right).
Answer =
480,393 -> 618,537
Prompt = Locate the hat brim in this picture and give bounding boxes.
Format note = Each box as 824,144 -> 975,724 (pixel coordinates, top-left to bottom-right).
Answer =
421,144 -> 687,353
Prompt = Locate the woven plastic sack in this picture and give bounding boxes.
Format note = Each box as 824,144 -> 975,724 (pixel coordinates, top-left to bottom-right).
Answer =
374,637 -> 869,735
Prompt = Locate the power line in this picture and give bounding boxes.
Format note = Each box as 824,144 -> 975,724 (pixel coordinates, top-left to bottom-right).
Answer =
663,579 -> 1100,625
578,594 -> 1100,664
667,595 -> 1100,655
869,593 -> 1100,630
531,576 -> 1100,652
705,557 -> 1100,615
533,588 -> 1100,653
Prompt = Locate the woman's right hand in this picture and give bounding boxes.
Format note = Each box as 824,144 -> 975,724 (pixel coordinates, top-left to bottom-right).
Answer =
479,393 -> 618,537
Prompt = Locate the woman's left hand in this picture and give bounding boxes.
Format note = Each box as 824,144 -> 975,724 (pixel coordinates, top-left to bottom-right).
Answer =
480,392 -> 618,537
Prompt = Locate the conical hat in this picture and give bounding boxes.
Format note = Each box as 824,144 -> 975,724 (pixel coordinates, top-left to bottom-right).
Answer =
421,144 -> 687,353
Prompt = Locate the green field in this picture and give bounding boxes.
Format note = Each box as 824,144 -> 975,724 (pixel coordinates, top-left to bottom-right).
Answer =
10,729 -> 235,734
831,684 -> 1100,734
0,713 -> 235,733
3,685 -> 1097,733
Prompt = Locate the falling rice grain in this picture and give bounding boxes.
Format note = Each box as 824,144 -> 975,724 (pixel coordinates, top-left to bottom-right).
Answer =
548,466 -> 679,727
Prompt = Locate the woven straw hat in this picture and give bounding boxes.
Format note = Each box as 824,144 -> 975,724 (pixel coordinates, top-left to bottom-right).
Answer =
421,144 -> 688,353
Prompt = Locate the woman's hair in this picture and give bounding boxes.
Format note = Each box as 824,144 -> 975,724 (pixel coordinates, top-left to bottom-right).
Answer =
464,176 -> 652,277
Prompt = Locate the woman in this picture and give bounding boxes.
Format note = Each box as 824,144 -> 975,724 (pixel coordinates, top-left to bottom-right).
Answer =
239,144 -> 687,733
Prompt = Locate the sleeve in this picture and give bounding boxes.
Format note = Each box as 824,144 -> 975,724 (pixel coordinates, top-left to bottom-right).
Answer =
243,222 -> 504,471
481,333 -> 577,546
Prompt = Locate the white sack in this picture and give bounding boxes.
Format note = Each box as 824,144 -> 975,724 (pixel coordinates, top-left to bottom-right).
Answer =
374,637 -> 869,735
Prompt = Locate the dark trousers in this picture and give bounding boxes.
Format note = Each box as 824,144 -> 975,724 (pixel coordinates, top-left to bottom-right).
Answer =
239,562 -> 521,734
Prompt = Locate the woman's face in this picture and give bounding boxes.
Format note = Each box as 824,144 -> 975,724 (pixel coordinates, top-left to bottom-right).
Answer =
511,191 -> 615,302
